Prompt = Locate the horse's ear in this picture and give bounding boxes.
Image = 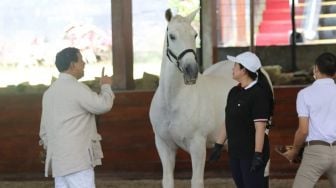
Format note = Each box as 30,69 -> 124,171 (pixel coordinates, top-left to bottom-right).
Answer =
186,8 -> 200,23
165,9 -> 172,22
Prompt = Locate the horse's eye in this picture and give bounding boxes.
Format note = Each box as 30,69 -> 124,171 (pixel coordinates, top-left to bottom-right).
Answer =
169,34 -> 176,40
194,34 -> 198,39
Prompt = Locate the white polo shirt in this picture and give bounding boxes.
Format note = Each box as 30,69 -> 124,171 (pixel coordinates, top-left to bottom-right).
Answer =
296,78 -> 336,143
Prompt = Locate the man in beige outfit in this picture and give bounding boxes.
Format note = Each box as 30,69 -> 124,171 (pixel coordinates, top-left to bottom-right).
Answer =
284,52 -> 336,188
39,47 -> 114,188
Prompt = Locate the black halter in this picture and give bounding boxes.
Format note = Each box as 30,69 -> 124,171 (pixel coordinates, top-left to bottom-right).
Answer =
166,28 -> 197,72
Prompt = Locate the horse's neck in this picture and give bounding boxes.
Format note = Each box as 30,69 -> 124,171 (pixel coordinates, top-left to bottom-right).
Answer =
159,57 -> 186,102
158,37 -> 186,101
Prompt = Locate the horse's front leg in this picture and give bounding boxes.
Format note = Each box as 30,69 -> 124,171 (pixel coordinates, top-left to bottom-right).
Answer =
190,136 -> 206,188
155,135 -> 177,188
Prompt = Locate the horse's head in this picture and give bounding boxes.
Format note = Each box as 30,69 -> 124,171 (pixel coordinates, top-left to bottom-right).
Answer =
165,9 -> 199,85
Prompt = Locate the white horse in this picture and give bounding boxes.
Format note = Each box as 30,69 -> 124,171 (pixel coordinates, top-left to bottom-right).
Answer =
149,9 -> 272,188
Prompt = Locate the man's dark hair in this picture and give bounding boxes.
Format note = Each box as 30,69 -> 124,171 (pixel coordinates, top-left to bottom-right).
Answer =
315,52 -> 336,77
55,47 -> 80,72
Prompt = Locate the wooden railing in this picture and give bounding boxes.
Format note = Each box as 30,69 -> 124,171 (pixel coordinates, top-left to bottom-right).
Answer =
0,86 -> 304,179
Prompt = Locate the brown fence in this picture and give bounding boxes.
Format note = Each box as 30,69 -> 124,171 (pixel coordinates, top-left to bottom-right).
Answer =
0,86 -> 304,179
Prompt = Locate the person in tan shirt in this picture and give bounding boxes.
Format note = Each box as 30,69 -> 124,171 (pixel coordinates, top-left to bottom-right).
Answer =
39,47 -> 114,188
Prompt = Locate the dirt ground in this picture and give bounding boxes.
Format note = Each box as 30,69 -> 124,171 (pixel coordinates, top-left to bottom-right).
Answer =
0,178 -> 330,188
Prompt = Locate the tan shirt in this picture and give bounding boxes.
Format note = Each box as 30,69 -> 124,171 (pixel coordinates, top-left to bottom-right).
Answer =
39,73 -> 114,177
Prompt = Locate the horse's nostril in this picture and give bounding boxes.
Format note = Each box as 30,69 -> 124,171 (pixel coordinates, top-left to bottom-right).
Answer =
184,64 -> 198,75
185,66 -> 191,74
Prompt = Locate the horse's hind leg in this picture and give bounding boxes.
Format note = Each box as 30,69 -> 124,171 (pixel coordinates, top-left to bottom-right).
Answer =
190,136 -> 206,188
155,135 -> 177,188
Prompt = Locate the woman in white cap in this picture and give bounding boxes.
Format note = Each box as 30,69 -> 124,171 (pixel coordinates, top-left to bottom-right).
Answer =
209,51 -> 274,188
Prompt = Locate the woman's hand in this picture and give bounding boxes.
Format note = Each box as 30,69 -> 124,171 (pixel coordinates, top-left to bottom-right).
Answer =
208,143 -> 224,162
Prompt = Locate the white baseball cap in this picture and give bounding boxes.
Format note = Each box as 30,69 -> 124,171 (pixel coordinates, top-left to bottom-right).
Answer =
227,51 -> 261,73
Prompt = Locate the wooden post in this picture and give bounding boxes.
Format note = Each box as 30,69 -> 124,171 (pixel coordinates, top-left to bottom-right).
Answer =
200,0 -> 217,70
236,0 -> 247,45
111,0 -> 135,90
290,0 -> 297,71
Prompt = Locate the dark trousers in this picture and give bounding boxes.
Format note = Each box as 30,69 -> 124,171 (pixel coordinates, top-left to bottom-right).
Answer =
229,158 -> 265,188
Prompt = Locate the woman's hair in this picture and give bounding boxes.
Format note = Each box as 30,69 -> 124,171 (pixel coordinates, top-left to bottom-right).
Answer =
55,47 -> 80,72
239,63 -> 274,116
238,64 -> 258,80
257,69 -> 274,116
315,52 -> 336,77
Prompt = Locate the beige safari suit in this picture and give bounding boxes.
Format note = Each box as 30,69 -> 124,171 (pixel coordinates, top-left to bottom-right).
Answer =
39,73 -> 114,177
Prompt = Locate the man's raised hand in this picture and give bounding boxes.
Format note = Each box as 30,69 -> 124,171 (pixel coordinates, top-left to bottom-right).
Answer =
100,67 -> 112,86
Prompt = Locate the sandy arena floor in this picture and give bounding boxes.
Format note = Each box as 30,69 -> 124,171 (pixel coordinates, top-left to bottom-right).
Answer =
0,178 -> 330,188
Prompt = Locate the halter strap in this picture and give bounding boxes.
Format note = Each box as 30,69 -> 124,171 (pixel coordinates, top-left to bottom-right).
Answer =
166,28 -> 197,72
